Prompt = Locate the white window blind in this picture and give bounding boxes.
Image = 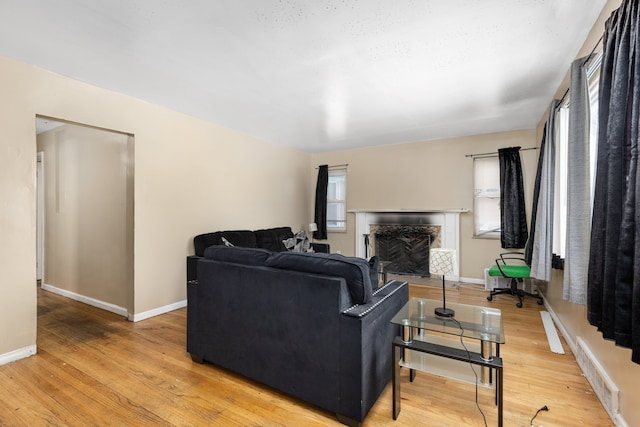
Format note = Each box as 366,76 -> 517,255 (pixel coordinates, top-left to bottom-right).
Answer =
327,168 -> 347,231
473,156 -> 501,238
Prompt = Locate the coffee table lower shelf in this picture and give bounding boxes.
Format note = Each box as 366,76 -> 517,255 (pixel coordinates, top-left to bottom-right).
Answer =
392,335 -> 504,427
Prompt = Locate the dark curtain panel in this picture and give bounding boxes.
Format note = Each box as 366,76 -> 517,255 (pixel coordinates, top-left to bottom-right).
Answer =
526,101 -> 558,280
314,165 -> 329,240
525,126 -> 546,266
587,0 -> 640,364
499,147 -> 528,249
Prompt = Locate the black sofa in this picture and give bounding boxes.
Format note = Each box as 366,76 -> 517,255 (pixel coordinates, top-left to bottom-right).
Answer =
186,227 -> 330,283
187,243 -> 409,426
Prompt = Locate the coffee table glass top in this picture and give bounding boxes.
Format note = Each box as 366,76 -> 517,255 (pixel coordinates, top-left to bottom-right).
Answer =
391,298 -> 504,344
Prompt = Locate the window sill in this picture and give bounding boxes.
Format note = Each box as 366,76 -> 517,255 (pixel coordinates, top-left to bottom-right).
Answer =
473,234 -> 500,240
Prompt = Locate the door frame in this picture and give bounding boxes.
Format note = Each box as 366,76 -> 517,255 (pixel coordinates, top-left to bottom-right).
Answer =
36,151 -> 44,282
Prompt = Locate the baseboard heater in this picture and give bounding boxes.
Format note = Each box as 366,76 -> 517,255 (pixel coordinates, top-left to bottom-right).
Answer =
575,337 -> 619,421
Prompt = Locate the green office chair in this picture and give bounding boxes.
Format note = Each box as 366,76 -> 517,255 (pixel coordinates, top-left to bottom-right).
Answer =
487,251 -> 544,308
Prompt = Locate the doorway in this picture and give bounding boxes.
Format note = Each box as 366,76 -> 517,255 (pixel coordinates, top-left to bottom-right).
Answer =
35,116 -> 134,316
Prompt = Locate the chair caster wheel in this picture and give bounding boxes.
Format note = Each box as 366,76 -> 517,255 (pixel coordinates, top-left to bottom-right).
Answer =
487,295 -> 493,301
537,299 -> 544,305
516,302 -> 523,308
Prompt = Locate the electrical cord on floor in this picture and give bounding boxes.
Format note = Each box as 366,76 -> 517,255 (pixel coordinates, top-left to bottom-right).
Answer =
529,405 -> 549,426
451,317 -> 488,427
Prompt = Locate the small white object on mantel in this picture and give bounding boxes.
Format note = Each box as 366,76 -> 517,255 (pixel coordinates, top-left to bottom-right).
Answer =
349,209 -> 468,282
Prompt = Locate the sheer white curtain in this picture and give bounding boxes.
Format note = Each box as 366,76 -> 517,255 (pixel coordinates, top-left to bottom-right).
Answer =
563,56 -> 592,304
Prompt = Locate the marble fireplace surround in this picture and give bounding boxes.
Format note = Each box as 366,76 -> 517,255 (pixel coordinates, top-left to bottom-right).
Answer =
350,209 -> 467,282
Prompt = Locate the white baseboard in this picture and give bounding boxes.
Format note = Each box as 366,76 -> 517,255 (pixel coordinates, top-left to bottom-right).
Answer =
616,413 -> 630,427
128,300 -> 187,322
542,298 -> 577,354
459,276 -> 485,285
0,345 -> 37,366
41,283 -> 186,323
41,283 -> 129,318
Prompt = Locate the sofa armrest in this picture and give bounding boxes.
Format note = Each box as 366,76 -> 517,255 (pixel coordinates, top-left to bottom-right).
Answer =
341,279 -> 407,318
186,255 -> 201,283
337,280 -> 409,422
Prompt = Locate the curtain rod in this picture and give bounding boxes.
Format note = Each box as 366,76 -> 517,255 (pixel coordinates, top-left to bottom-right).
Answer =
316,163 -> 348,169
465,147 -> 538,158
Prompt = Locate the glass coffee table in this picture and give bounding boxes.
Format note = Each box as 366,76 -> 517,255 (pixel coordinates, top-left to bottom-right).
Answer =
391,298 -> 504,426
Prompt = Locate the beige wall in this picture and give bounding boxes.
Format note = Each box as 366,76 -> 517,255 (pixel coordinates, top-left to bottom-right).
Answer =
310,129 -> 538,280
3,3 -> 635,423
0,55 -> 310,357
538,1 -> 639,426
37,124 -> 132,310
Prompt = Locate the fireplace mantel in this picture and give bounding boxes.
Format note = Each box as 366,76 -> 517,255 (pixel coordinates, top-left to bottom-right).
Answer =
349,209 -> 468,214
349,209 -> 468,280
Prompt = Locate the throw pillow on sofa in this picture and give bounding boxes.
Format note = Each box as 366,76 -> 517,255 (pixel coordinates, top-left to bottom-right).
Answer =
283,230 -> 313,253
254,227 -> 294,252
265,251 -> 374,304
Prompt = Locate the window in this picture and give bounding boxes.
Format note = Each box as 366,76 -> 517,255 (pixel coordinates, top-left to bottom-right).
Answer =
327,168 -> 347,231
554,100 -> 569,258
553,53 -> 601,257
587,60 -> 601,203
473,156 -> 501,238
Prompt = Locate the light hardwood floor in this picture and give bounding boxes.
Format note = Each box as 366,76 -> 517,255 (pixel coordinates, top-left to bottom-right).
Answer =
0,283 -> 612,426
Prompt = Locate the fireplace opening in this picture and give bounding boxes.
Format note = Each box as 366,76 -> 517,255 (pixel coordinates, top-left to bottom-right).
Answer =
369,224 -> 441,277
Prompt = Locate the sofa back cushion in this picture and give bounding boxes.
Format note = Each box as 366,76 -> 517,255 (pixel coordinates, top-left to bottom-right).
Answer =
194,230 -> 257,256
254,227 -> 294,252
265,252 -> 374,304
203,245 -> 271,266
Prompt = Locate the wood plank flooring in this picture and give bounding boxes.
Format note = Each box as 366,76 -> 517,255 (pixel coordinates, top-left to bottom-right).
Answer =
0,283 -> 613,426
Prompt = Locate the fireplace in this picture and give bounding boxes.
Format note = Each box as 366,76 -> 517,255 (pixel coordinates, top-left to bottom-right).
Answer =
369,224 -> 441,277
351,209 -> 467,282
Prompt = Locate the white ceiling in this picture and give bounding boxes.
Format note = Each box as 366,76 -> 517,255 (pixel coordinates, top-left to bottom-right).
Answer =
2,1 -> 607,152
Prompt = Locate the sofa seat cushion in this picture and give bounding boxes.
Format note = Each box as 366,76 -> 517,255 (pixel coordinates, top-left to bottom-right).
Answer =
194,230 -> 257,256
204,245 -> 272,266
254,227 -> 294,252
265,252 -> 374,304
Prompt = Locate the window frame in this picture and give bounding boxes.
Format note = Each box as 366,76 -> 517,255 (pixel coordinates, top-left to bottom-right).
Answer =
326,168 -> 347,232
553,53 -> 601,258
473,156 -> 501,239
